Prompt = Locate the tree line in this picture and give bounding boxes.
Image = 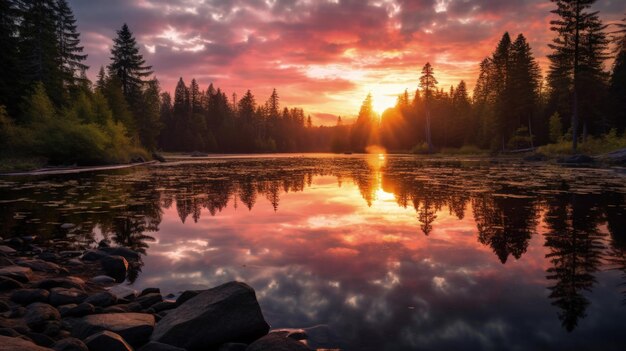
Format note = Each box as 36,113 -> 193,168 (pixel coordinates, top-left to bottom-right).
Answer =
1,0 -> 625,166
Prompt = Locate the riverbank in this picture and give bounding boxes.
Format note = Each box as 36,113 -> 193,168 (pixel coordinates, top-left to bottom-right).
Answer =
0,235 -> 317,351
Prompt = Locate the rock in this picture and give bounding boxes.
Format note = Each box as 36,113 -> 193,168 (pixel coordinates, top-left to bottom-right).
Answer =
11,288 -> 50,305
0,265 -> 34,283
0,245 -> 16,254
138,341 -> 187,351
25,331 -> 56,347
218,343 -> 248,351
24,303 -> 61,330
35,277 -> 85,290
83,330 -> 133,351
0,256 -> 15,266
0,334 -> 54,351
135,292 -> 162,309
66,259 -> 82,266
190,151 -> 208,157
101,247 -> 140,261
131,156 -> 146,163
43,321 -> 61,336
98,239 -> 111,249
151,281 -> 270,350
81,249 -> 108,261
18,259 -> 62,273
8,305 -> 26,318
0,300 -> 9,312
60,223 -> 76,230
53,337 -> 89,351
61,303 -> 95,318
152,153 -> 166,163
37,252 -> 61,262
58,304 -> 78,316
60,251 -> 83,258
72,313 -> 155,348
0,275 -> 24,290
100,256 -> 128,282
107,285 -> 137,300
90,275 -> 116,285
270,329 -> 308,341
7,237 -> 23,246
85,291 -> 117,307
0,327 -> 21,337
245,333 -> 312,351
147,301 -> 176,313
140,287 -> 160,296
175,290 -> 202,306
49,288 -> 88,306
103,305 -> 128,314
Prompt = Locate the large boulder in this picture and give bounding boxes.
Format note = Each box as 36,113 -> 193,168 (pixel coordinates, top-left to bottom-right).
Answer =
0,276 -> 24,290
35,277 -> 85,290
100,247 -> 140,261
151,281 -> 269,350
49,288 -> 88,306
83,331 -> 132,351
245,333 -> 312,351
52,337 -> 88,351
0,334 -> 54,351
11,288 -> 50,305
24,303 -> 61,330
100,256 -> 128,282
72,313 -> 155,348
18,259 -> 62,273
0,265 -> 34,283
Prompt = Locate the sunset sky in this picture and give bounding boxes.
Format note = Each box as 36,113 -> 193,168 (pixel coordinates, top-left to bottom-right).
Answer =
68,0 -> 624,124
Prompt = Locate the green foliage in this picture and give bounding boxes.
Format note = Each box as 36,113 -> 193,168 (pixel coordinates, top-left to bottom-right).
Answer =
21,82 -> 56,123
507,127 -> 533,150
440,145 -> 488,155
539,130 -> 626,155
411,142 -> 431,154
549,112 -> 563,143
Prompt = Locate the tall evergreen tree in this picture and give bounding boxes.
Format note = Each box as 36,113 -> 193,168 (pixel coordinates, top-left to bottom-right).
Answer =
610,15 -> 626,132
55,0 -> 87,89
548,0 -> 603,151
510,34 -> 541,147
108,23 -> 152,103
419,62 -> 437,152
0,0 -> 21,114
18,0 -> 64,106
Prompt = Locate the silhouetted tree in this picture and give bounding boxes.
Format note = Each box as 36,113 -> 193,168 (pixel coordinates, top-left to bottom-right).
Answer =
419,63 -> 437,152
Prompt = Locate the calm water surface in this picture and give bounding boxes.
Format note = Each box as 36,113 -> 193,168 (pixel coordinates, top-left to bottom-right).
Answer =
1,154 -> 626,350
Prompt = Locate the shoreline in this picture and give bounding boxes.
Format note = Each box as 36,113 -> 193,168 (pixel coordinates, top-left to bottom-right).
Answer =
0,237 -> 316,351
0,161 -> 158,177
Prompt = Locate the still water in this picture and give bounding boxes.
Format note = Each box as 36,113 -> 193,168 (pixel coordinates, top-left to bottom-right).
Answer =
1,154 -> 626,350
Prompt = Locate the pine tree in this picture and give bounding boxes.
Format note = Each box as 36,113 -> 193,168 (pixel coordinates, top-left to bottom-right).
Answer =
419,63 -> 437,152
137,79 -> 162,151
510,34 -> 541,147
18,0 -> 64,106
55,0 -> 87,89
548,0 -> 602,151
108,23 -> 152,103
0,0 -> 21,114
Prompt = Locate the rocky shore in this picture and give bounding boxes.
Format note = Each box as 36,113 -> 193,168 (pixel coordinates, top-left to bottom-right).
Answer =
0,236 -> 325,351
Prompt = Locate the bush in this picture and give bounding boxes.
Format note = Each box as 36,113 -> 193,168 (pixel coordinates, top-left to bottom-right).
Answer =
538,130 -> 626,155
440,145 -> 488,155
411,142 -> 430,154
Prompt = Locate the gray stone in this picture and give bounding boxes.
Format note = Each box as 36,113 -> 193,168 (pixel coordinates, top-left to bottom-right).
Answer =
72,313 -> 155,348
25,331 -> 56,347
270,329 -> 308,341
83,330 -> 132,351
0,245 -> 16,254
138,341 -> 187,351
135,292 -> 162,309
147,301 -> 176,313
35,277 -> 85,290
0,265 -> 34,283
60,223 -> 76,230
140,287 -> 160,296
49,288 -> 88,306
175,289 -> 202,306
245,333 -> 312,351
0,275 -> 24,290
100,255 -> 128,282
90,275 -> 116,285
151,281 -> 269,350
61,303 -> 95,317
18,259 -> 62,273
107,285 -> 137,299
81,250 -> 107,261
53,337 -> 89,351
24,303 -> 61,330
84,291 -> 117,307
0,334 -> 54,351
11,288 -> 50,305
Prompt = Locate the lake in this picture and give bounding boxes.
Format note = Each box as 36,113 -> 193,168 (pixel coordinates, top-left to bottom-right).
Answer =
1,154 -> 625,350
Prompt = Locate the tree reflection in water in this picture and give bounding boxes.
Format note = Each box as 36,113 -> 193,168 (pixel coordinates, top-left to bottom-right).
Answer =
1,156 -> 625,334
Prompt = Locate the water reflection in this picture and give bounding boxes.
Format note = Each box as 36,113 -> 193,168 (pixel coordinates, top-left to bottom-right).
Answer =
1,155 -> 626,350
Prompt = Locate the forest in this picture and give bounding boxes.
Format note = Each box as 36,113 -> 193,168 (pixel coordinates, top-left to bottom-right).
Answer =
0,0 -> 625,166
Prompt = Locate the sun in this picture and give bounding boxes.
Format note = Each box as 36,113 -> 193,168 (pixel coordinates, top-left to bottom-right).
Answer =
365,85 -> 402,116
